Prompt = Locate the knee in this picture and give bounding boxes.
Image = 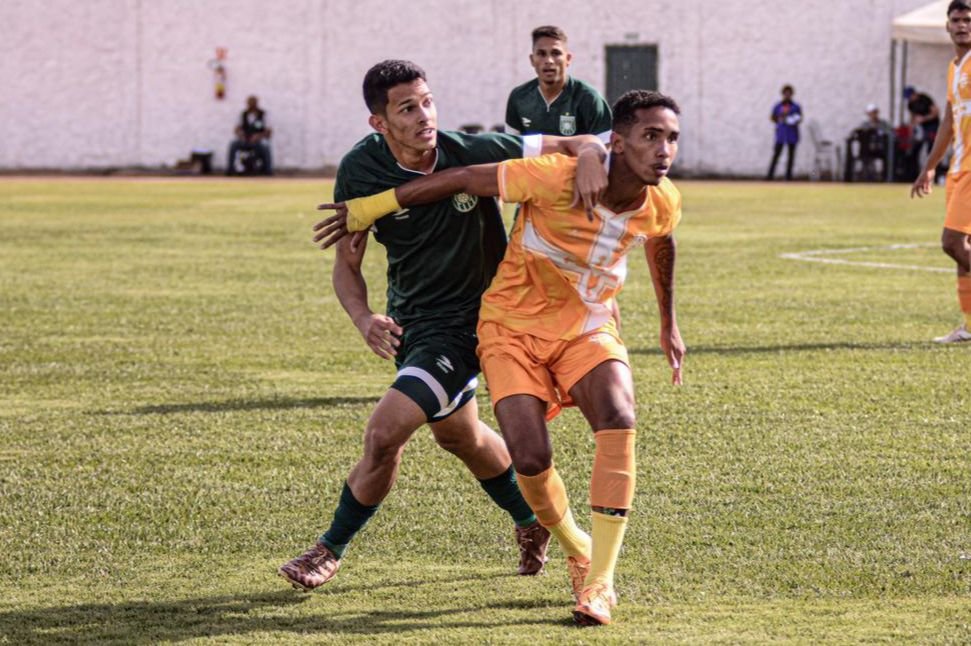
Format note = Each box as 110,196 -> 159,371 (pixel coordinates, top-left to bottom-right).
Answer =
596,410 -> 636,432
509,445 -> 553,477
362,423 -> 407,466
432,425 -> 480,456
941,230 -> 966,259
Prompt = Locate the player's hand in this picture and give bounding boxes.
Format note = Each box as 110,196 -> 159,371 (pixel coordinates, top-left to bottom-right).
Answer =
313,203 -> 367,252
355,313 -> 403,360
573,144 -> 608,221
660,324 -> 685,385
910,169 -> 934,198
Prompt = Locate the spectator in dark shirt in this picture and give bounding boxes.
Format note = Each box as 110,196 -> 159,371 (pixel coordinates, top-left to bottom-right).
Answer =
904,86 -> 940,176
227,95 -> 273,176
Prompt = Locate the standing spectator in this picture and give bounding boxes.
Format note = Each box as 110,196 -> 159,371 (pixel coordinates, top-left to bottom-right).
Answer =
766,84 -> 802,181
904,85 -> 941,178
226,95 -> 273,176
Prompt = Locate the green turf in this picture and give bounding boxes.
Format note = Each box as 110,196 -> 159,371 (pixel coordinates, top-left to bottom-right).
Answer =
0,178 -> 968,644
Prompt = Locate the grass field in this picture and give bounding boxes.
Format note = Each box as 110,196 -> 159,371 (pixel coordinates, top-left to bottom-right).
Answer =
0,177 -> 968,644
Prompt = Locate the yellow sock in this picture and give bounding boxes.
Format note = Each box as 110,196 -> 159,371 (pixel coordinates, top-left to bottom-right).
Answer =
516,466 -> 590,558
585,511 -> 629,588
547,508 -> 592,559
958,276 -> 971,327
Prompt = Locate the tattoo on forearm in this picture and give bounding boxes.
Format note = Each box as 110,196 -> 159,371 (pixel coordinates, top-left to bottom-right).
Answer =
650,237 -> 676,319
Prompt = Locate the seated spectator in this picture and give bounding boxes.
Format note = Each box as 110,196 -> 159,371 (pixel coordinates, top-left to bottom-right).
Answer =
858,103 -> 892,135
227,95 -> 273,176
848,104 -> 893,181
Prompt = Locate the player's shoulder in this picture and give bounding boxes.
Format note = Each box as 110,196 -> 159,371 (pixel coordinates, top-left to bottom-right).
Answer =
650,177 -> 681,209
335,133 -> 396,197
568,76 -> 603,97
508,78 -> 540,100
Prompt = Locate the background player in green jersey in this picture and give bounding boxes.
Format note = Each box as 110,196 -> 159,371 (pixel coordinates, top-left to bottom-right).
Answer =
505,26 -> 613,144
505,25 -> 621,328
279,60 -> 607,591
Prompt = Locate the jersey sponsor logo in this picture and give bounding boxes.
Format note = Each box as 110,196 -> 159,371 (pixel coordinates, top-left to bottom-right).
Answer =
452,192 -> 478,213
435,354 -> 454,373
559,115 -> 577,135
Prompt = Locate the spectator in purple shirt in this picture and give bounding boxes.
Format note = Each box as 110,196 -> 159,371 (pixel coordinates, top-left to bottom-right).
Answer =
766,84 -> 802,181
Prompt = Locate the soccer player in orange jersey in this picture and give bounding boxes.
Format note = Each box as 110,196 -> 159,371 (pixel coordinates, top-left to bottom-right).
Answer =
315,89 -> 686,626
912,0 -> 971,343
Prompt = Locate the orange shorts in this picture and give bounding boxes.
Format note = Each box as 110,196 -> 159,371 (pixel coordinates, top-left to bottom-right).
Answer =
477,318 -> 630,420
945,171 -> 971,234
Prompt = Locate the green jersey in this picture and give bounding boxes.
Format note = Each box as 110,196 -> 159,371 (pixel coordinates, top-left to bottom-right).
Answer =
334,131 -> 523,328
505,76 -> 612,141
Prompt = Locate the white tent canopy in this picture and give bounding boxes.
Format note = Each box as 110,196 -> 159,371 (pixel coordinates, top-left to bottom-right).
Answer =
893,1 -> 950,44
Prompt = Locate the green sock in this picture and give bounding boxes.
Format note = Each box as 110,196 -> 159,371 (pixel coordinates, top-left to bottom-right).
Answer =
479,466 -> 538,527
320,482 -> 379,558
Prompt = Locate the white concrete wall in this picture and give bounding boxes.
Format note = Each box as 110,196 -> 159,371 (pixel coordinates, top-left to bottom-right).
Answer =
0,0 -> 954,176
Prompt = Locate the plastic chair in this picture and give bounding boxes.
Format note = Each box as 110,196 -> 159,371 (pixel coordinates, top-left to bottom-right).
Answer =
808,120 -> 841,181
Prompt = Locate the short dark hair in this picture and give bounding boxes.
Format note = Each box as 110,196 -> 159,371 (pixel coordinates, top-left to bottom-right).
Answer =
531,25 -> 567,46
612,90 -> 680,133
782,84 -> 794,94
948,1 -> 971,16
362,60 -> 426,115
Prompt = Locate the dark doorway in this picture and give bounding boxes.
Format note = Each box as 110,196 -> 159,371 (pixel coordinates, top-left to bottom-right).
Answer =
605,45 -> 659,104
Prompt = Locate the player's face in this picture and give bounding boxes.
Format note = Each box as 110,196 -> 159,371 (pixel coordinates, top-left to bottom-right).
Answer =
612,107 -> 680,186
529,37 -> 572,87
947,10 -> 971,48
369,79 -> 437,153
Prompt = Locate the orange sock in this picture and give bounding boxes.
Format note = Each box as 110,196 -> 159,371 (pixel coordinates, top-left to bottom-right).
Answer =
590,429 -> 636,511
517,465 -> 590,558
958,276 -> 971,328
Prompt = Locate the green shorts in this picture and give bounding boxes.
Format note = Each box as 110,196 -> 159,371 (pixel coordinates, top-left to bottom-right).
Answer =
391,322 -> 480,422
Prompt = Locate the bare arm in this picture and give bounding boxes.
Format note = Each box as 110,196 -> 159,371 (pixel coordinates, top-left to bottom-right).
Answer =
911,101 -> 952,198
331,234 -> 402,360
645,235 -> 685,385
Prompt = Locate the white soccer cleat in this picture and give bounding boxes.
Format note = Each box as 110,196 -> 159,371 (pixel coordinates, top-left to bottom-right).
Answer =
933,324 -> 971,344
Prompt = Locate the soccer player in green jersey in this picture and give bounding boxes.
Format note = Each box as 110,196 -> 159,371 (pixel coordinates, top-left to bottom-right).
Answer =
278,60 -> 607,591
505,26 -> 613,144
506,25 -> 621,329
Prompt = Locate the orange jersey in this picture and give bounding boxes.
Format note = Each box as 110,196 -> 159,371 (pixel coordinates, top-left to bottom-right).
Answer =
483,153 -> 682,341
948,50 -> 971,174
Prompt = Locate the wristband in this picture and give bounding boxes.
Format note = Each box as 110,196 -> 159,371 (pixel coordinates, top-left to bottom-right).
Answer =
346,188 -> 401,232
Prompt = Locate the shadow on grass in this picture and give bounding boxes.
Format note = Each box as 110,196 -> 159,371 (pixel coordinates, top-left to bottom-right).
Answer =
629,340 -> 921,357
89,396 -> 377,416
0,582 -> 561,643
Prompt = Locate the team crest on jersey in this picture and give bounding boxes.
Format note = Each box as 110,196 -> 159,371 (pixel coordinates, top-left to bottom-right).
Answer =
452,192 -> 478,213
559,115 -> 577,135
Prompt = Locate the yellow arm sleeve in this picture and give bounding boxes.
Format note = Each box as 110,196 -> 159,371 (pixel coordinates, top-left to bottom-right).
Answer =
346,188 -> 401,232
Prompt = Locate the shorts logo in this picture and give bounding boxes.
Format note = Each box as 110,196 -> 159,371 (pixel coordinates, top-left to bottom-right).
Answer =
559,115 -> 577,135
435,355 -> 454,373
452,192 -> 478,213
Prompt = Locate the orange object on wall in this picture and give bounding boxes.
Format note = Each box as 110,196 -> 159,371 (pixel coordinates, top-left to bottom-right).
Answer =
209,47 -> 228,100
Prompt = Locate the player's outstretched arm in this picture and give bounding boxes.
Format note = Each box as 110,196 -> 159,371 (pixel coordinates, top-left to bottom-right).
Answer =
331,233 -> 402,360
912,102 -> 953,199
645,235 -> 685,385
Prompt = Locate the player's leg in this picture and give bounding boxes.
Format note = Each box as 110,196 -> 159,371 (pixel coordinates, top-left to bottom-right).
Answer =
937,172 -> 971,342
567,359 -> 636,626
427,395 -> 550,575
785,142 -> 796,180
478,320 -> 591,586
278,389 -> 425,590
494,394 -> 592,585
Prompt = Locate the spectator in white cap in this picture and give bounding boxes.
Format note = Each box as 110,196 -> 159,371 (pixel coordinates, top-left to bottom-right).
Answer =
859,103 -> 892,134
